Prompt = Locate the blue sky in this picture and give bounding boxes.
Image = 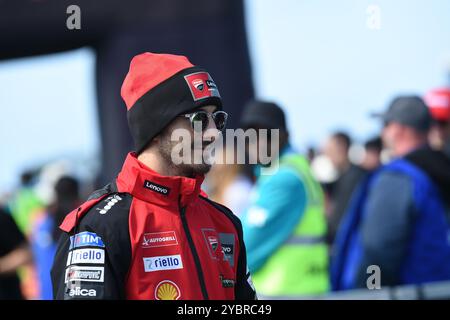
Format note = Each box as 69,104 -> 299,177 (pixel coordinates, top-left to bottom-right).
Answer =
245,0 -> 450,149
1,0 -> 450,193
0,49 -> 99,192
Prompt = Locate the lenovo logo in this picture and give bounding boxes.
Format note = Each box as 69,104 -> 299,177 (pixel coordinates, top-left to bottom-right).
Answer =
143,180 -> 170,195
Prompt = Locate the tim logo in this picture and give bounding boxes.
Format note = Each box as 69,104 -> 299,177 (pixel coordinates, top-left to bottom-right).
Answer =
143,180 -> 170,195
69,231 -> 105,250
184,72 -> 221,101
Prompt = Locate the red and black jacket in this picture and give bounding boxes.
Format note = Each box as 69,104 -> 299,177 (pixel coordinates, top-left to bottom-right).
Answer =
51,153 -> 256,300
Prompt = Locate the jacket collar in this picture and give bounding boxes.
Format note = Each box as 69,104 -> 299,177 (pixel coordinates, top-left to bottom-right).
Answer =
116,153 -> 204,208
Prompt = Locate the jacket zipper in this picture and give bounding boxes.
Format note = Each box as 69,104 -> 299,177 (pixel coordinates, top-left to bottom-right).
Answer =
179,202 -> 209,300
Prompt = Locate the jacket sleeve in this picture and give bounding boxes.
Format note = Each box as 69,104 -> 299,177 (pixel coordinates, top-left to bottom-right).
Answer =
241,168 -> 307,273
51,193 -> 132,300
354,172 -> 415,287
234,213 -> 258,300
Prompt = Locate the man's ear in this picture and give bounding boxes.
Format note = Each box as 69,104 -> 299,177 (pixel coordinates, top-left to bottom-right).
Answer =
152,136 -> 160,144
140,136 -> 160,154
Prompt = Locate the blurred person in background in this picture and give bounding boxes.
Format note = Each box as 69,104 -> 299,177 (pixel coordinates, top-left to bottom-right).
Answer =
8,170 -> 44,235
51,52 -> 256,300
424,87 -> 450,157
240,100 -> 329,298
332,96 -> 450,290
307,146 -> 317,164
6,169 -> 44,299
0,207 -> 33,299
31,175 -> 81,300
360,136 -> 383,171
205,146 -> 254,217
323,132 -> 366,246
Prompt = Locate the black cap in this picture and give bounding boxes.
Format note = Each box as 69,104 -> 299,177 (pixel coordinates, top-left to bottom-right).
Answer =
372,96 -> 432,132
240,100 -> 287,130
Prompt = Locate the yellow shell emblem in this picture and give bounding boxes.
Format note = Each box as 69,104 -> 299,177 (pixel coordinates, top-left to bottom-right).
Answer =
155,280 -> 181,300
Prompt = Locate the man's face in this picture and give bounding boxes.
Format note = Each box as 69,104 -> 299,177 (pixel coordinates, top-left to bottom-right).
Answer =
382,121 -> 401,156
323,137 -> 348,171
362,149 -> 381,171
157,105 -> 220,177
429,121 -> 450,150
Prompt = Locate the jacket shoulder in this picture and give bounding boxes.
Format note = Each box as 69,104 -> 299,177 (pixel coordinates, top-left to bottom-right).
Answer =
52,191 -> 133,300
59,182 -> 131,233
78,192 -> 133,232
199,196 -> 243,233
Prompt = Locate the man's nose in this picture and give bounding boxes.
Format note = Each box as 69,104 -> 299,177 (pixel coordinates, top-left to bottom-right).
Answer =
203,115 -> 220,142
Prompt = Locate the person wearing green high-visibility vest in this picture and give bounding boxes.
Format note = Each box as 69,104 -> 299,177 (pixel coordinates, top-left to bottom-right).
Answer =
240,101 -> 330,298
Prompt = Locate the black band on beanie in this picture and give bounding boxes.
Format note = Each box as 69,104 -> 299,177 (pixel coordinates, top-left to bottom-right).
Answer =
127,66 -> 222,154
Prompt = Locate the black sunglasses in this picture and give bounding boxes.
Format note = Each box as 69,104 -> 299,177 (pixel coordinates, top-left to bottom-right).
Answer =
181,110 -> 228,132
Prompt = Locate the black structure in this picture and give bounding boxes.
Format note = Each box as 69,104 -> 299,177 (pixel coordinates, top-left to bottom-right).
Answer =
0,0 -> 254,185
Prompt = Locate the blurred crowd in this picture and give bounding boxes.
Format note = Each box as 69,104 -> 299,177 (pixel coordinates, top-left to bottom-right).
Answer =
208,88 -> 450,297
1,87 -> 450,299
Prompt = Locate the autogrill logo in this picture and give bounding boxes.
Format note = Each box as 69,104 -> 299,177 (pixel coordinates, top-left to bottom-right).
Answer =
143,180 -> 170,195
142,231 -> 178,248
147,236 -> 175,244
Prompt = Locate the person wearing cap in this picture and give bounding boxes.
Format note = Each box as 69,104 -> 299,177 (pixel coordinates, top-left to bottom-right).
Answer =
424,87 -> 450,157
331,96 -> 450,290
240,100 -> 329,298
51,52 -> 257,300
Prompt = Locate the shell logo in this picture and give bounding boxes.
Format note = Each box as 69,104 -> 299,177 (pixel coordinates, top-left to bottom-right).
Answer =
155,280 -> 181,300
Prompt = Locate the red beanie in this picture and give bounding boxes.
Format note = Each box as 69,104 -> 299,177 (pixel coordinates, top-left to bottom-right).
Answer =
121,52 -> 222,153
424,88 -> 450,122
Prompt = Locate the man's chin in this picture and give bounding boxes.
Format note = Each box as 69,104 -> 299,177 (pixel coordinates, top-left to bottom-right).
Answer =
190,163 -> 212,175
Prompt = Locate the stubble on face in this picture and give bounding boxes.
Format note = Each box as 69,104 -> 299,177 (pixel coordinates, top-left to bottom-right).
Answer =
157,121 -> 214,177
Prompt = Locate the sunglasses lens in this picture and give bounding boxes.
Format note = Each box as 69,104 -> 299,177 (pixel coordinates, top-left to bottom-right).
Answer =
213,111 -> 228,131
191,112 -> 209,131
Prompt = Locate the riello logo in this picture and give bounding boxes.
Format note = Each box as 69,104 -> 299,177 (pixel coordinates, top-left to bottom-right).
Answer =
143,254 -> 183,272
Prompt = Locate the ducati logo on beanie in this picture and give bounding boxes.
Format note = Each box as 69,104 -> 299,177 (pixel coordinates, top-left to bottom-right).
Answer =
184,72 -> 221,101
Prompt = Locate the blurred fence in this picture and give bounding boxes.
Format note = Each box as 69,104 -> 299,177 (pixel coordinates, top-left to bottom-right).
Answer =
259,280 -> 450,300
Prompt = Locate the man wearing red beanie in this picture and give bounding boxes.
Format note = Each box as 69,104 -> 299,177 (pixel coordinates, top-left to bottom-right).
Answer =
425,87 -> 450,157
51,52 -> 257,300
